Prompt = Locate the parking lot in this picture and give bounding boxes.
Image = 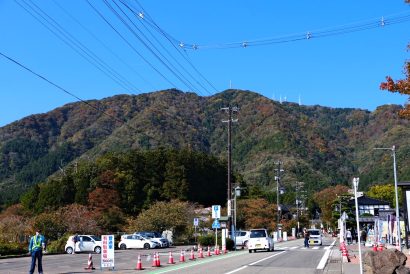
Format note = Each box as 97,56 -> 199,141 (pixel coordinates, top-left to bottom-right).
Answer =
0,245 -> 227,274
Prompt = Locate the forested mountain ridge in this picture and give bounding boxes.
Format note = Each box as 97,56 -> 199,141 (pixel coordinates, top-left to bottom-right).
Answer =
1,89 -> 409,205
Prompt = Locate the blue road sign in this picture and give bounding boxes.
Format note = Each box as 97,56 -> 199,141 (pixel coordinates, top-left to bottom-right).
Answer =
212,219 -> 221,229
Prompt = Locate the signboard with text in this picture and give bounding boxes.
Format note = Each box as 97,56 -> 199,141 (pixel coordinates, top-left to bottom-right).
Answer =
212,205 -> 221,219
101,235 -> 115,269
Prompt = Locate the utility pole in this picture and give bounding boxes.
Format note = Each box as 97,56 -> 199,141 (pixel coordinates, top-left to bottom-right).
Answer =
221,106 -> 238,240
274,161 -> 284,240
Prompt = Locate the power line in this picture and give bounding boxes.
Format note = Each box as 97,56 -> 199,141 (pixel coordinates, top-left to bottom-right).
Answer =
0,50 -> 162,144
16,0 -> 140,92
86,0 -> 178,89
169,11 -> 410,50
118,0 -> 213,95
130,0 -> 219,94
51,0 -> 157,91
105,0 -> 200,93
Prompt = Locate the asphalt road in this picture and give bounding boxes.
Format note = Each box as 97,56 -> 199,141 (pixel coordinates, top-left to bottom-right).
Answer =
0,237 -> 335,274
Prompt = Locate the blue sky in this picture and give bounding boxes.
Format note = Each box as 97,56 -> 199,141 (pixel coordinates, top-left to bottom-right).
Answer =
0,1 -> 409,127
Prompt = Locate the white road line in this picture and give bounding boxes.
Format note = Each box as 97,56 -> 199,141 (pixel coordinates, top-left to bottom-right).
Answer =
224,251 -> 286,274
290,246 -> 298,250
316,239 -> 337,270
312,247 -> 319,250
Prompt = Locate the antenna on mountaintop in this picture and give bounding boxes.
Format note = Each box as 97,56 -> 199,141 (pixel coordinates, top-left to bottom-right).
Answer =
299,94 -> 302,106
230,80 -> 232,89
279,95 -> 282,104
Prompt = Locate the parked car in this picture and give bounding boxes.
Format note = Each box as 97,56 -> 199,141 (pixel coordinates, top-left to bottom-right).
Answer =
118,234 -> 159,249
134,232 -> 169,248
65,235 -> 102,254
235,230 -> 250,248
308,229 -> 323,245
248,229 -> 274,253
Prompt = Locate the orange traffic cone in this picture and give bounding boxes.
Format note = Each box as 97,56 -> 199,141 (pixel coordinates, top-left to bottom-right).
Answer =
198,247 -> 204,258
84,253 -> 96,270
152,253 -> 157,267
156,252 -> 161,267
189,249 -> 196,260
168,251 -> 175,264
136,254 -> 143,270
207,246 -> 212,257
179,250 -> 185,262
372,244 -> 378,251
377,244 -> 383,251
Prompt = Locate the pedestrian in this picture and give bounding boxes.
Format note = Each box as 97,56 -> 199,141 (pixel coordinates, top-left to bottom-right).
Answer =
303,228 -> 310,248
73,233 -> 79,254
346,229 -> 352,245
361,229 -> 367,246
28,228 -> 46,274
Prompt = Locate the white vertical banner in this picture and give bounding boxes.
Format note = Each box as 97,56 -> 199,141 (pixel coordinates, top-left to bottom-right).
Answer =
222,228 -> 226,250
101,235 -> 115,269
406,191 -> 410,236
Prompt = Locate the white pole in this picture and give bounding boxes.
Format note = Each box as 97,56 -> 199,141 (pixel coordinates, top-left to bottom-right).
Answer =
353,177 -> 363,274
392,146 -> 402,251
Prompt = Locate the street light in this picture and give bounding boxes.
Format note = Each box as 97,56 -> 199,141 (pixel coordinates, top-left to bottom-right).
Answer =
374,145 -> 401,251
353,177 -> 363,274
233,186 -> 241,249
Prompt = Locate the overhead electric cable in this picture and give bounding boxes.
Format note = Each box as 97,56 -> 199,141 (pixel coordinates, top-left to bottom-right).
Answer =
154,11 -> 410,50
106,0 -> 200,93
118,0 -> 211,95
52,0 -> 157,91
86,0 -> 178,88
132,0 -> 218,93
0,50 -> 163,144
16,0 -> 139,92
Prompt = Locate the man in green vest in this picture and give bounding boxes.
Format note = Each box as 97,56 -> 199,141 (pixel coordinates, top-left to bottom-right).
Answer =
28,228 -> 46,274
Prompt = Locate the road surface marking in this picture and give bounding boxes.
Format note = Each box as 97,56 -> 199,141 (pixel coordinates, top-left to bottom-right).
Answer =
316,239 -> 336,270
290,246 -> 298,249
225,251 -> 286,274
149,251 -> 246,274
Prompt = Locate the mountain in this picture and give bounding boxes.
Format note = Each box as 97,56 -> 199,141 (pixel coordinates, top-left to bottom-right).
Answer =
1,89 -> 409,204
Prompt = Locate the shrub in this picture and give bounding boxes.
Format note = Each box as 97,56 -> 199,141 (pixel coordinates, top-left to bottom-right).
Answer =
46,234 -> 70,254
0,242 -> 27,256
197,234 -> 235,250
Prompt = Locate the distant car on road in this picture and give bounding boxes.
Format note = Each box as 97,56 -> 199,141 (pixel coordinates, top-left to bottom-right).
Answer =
235,230 -> 250,248
118,234 -> 159,249
308,229 -> 323,246
65,235 -> 102,254
134,231 -> 169,248
247,229 -> 274,253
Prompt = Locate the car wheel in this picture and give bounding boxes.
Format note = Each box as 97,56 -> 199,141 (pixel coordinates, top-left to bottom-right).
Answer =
144,243 -> 150,249
243,241 -> 248,249
248,249 -> 252,253
66,247 -> 73,254
120,244 -> 127,250
94,246 -> 101,254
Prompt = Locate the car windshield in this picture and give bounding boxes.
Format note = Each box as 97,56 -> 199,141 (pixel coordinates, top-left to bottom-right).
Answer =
90,235 -> 101,241
250,230 -> 266,238
309,230 -> 320,236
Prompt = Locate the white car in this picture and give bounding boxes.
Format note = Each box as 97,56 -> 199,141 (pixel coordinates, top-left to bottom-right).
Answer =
118,234 -> 159,249
235,230 -> 250,248
248,229 -> 274,253
65,235 -> 102,254
134,232 -> 169,248
308,229 -> 323,245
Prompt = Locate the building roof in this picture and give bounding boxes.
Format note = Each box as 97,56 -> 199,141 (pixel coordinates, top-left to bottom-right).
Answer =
348,195 -> 389,206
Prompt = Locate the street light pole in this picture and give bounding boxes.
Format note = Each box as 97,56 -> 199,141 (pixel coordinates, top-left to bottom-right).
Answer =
275,161 -> 284,241
353,177 -> 363,274
374,145 -> 401,251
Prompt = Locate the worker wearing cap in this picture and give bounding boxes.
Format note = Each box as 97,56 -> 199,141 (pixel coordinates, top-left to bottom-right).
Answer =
28,228 -> 46,274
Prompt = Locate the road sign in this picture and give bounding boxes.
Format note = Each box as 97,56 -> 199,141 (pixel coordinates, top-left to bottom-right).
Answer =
212,219 -> 221,229
212,205 -> 221,219
193,218 -> 199,227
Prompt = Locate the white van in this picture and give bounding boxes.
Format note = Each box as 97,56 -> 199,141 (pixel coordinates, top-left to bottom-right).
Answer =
308,229 -> 323,246
247,229 -> 274,253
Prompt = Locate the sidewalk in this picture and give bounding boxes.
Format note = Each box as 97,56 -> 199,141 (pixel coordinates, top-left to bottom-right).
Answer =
325,240 -> 410,274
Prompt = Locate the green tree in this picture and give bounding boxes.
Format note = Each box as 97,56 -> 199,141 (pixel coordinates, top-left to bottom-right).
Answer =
366,184 -> 401,208
125,200 -> 196,240
313,185 -> 350,225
